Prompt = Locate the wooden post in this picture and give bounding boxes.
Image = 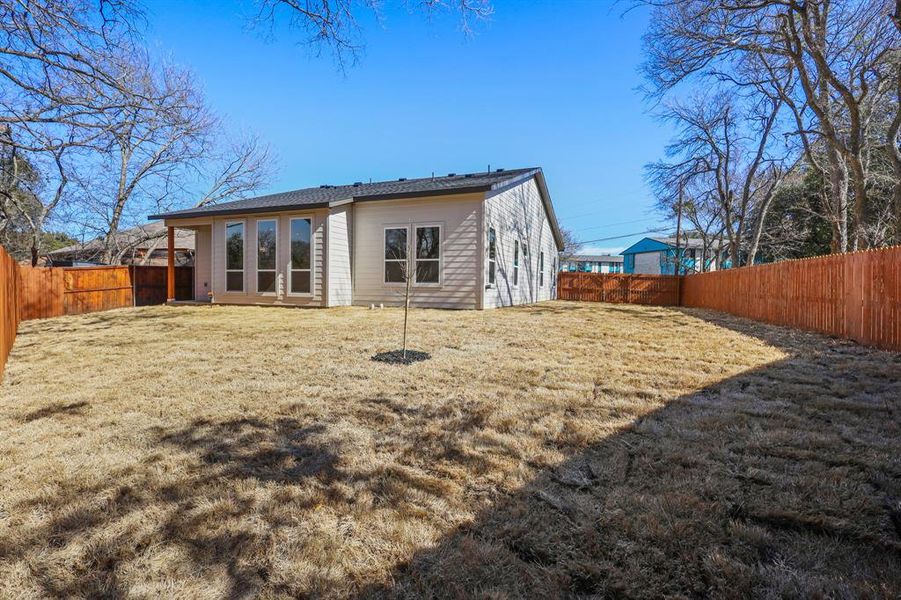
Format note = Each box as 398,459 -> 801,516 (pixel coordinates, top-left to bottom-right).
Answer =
166,225 -> 175,303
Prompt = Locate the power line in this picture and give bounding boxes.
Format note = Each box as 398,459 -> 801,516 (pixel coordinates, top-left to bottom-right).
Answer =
576,227 -> 669,246
569,217 -> 661,233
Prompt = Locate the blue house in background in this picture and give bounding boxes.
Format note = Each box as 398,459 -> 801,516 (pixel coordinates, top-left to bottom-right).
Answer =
621,237 -> 727,275
560,254 -> 624,273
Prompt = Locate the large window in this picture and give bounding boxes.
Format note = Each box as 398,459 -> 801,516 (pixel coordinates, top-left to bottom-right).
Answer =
539,251 -> 545,287
290,218 -> 312,294
487,227 -> 496,285
513,240 -> 520,286
384,227 -> 408,283
256,219 -> 277,293
225,221 -> 244,292
415,226 -> 440,284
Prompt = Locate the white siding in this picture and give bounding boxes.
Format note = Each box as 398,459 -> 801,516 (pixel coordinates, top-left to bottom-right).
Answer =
193,225 -> 212,301
352,194 -> 483,309
326,204 -> 353,306
208,210 -> 327,306
483,179 -> 558,308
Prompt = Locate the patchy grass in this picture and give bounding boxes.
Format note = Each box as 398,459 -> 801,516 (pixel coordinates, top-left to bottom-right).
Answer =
0,301 -> 898,598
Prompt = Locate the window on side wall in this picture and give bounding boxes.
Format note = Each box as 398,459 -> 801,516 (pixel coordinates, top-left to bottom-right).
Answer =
256,219 -> 277,293
487,227 -> 496,285
385,227 -> 408,283
513,240 -> 519,286
415,226 -> 440,284
539,251 -> 545,287
290,218 -> 312,294
225,221 -> 244,292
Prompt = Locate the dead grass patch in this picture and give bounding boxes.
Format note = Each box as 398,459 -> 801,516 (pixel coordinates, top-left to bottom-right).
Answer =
0,301 -> 898,598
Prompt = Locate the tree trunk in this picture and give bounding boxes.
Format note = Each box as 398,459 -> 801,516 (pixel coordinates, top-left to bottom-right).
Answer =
402,257 -> 412,360
848,156 -> 868,250
888,30 -> 901,243
827,148 -> 849,253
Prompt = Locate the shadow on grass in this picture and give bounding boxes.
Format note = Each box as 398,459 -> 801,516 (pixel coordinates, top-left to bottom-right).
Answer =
356,314 -> 901,598
3,310 -> 900,597
21,400 -> 89,423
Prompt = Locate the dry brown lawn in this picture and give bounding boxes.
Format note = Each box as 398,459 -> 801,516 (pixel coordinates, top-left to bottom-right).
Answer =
0,301 -> 899,598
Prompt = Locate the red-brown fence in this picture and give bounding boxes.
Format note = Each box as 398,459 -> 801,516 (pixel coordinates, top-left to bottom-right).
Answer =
681,246 -> 901,352
557,272 -> 682,305
133,265 -> 193,307
558,245 -> 901,353
0,262 -> 195,377
16,265 -> 194,321
0,246 -> 19,379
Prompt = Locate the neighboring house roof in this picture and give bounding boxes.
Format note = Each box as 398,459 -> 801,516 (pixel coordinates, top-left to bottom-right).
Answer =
49,222 -> 195,258
148,167 -> 564,250
621,236 -> 724,255
566,254 -> 624,263
650,237 -> 724,250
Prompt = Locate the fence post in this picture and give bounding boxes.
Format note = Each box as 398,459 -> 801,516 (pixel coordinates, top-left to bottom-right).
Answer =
166,226 -> 175,303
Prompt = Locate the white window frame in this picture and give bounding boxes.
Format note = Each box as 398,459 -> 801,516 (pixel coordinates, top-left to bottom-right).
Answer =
539,251 -> 545,287
413,224 -> 442,287
224,220 -> 245,293
288,217 -> 313,297
256,218 -> 278,295
513,239 -> 520,287
384,225 -> 409,286
487,226 -> 497,287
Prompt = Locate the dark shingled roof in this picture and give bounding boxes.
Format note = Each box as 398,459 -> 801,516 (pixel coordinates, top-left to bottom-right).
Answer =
149,167 -> 564,249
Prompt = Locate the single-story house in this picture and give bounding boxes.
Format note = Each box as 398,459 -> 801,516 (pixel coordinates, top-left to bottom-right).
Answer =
149,167 -> 564,309
47,222 -> 194,266
560,254 -> 624,273
621,236 -> 728,275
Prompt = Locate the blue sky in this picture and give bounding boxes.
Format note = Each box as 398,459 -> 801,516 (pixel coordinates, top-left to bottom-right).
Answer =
146,0 -> 672,254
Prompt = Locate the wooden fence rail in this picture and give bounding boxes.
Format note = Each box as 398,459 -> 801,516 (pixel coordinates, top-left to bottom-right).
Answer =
17,265 -> 193,321
1,261 -> 193,377
681,246 -> 901,352
557,272 -> 682,305
0,246 -> 19,379
558,245 -> 901,353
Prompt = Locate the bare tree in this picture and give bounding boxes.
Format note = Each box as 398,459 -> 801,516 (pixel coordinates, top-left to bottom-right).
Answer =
251,0 -> 493,68
0,0 -> 149,264
90,59 -> 213,264
385,230 -> 415,360
639,0 -> 898,251
647,90 -> 789,266
558,227 -> 582,262
889,0 -> 901,242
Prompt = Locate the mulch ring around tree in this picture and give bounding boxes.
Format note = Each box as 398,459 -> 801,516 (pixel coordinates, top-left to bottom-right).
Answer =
371,350 -> 431,365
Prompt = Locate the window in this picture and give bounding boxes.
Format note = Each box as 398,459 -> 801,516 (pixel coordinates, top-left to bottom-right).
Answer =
513,240 -> 520,286
256,219 -> 277,293
384,227 -> 408,283
487,226 -> 496,285
290,218 -> 312,294
415,226 -> 440,284
539,251 -> 545,287
225,221 -> 244,292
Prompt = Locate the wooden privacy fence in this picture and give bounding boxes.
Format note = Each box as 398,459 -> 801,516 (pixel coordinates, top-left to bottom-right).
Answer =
0,246 -> 19,379
558,245 -> 900,352
557,272 -> 682,305
17,265 -> 194,321
681,246 -> 901,352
